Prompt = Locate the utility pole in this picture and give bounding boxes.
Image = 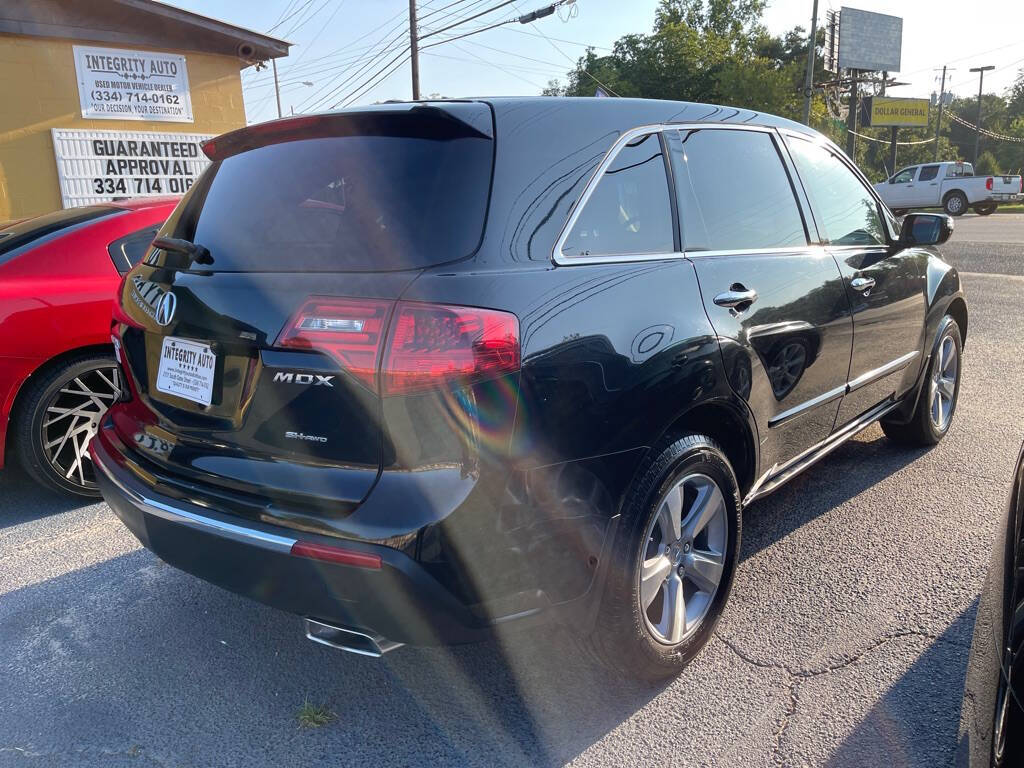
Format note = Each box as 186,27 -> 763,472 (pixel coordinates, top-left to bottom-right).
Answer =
272,59 -> 282,118
409,0 -> 420,100
969,65 -> 994,165
933,65 -> 948,161
801,0 -> 819,125
846,71 -> 858,160
881,72 -> 897,175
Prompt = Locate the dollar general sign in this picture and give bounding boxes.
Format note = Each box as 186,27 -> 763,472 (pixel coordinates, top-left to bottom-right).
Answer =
869,97 -> 930,128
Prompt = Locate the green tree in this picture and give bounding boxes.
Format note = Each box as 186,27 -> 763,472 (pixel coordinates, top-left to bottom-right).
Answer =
974,150 -> 1002,175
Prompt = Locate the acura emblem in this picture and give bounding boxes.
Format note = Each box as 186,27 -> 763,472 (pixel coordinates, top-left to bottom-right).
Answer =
155,291 -> 177,327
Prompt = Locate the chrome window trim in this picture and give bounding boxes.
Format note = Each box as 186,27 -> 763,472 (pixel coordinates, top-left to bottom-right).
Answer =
552,121 -> 795,267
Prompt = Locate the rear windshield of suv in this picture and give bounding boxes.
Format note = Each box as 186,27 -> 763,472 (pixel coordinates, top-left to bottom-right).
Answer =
168,110 -> 494,272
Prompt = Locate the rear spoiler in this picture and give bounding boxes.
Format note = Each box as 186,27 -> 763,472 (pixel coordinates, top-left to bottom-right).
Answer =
201,104 -> 493,161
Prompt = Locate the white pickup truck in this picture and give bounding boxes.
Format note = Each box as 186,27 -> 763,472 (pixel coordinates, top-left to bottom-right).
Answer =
874,161 -> 1022,216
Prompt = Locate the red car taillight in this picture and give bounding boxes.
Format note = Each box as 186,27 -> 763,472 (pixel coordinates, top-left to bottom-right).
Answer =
277,297 -> 391,390
111,273 -> 143,330
986,177 -> 993,191
275,298 -> 520,395
383,302 -> 520,395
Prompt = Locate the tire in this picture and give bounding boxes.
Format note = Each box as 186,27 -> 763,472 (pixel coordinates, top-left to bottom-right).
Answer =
581,434 -> 742,680
974,203 -> 997,216
944,191 -> 968,216
13,352 -> 121,497
881,316 -> 962,446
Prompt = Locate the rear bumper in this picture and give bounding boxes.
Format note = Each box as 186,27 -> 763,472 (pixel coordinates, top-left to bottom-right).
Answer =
89,422 -> 492,646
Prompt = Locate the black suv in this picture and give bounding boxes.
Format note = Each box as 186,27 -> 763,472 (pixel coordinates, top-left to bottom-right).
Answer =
92,98 -> 967,679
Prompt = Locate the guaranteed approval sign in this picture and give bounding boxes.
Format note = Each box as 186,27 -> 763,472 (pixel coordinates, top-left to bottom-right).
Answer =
73,45 -> 194,123
869,97 -> 929,128
51,128 -> 213,208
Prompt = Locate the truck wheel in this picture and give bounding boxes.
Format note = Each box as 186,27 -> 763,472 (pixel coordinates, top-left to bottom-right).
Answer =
943,191 -> 968,216
974,203 -> 997,216
580,434 -> 741,680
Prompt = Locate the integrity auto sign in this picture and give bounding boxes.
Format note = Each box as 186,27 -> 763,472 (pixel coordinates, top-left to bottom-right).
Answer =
73,45 -> 194,122
51,128 -> 213,207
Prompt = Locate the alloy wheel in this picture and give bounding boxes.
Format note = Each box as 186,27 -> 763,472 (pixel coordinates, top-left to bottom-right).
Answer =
929,335 -> 958,432
40,365 -> 121,489
639,473 -> 728,645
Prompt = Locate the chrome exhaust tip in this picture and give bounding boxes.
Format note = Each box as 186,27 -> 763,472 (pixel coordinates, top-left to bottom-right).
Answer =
304,619 -> 403,657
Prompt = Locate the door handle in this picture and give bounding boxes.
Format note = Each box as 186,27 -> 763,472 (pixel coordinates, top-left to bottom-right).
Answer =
850,276 -> 875,293
713,287 -> 758,309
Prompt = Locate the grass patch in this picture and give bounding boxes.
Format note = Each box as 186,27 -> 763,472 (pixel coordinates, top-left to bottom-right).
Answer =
994,204 -> 1024,214
296,696 -> 337,729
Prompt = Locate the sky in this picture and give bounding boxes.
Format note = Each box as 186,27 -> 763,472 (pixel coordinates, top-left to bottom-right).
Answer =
163,0 -> 1024,124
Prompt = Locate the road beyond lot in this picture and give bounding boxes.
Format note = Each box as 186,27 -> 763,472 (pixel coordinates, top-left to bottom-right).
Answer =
1,224 -> 1022,767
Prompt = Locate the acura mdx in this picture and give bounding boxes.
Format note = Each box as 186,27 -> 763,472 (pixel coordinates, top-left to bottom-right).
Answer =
92,98 -> 967,679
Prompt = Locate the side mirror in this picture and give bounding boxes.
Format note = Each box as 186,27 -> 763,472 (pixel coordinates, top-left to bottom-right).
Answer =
889,177 -> 896,184
900,213 -> 953,246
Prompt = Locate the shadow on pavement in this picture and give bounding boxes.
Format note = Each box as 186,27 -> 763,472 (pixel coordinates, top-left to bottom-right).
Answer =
0,549 -> 665,767
826,602 -> 977,768
741,429 -> 930,562
0,465 -> 96,529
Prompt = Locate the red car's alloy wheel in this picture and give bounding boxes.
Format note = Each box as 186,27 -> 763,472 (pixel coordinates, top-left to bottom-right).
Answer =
40,364 -> 121,489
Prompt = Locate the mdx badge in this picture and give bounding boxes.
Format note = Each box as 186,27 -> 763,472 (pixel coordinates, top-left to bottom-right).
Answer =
273,372 -> 334,387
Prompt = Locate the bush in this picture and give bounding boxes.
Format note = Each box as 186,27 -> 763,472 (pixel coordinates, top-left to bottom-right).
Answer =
975,150 -> 1002,175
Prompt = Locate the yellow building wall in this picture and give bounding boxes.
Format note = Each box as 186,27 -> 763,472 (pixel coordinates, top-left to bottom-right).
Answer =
0,34 -> 247,221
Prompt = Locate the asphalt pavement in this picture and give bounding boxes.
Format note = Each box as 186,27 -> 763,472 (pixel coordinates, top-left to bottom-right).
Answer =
1,216 -> 1022,767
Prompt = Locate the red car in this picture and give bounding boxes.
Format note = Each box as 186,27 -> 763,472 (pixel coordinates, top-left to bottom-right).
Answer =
0,198 -> 177,496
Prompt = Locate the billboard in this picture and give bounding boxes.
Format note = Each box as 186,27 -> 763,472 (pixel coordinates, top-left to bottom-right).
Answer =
838,7 -> 903,72
868,97 -> 929,127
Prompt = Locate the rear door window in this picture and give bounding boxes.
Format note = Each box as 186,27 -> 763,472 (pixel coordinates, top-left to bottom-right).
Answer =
168,110 -> 494,272
560,132 -> 674,258
668,128 -> 807,251
918,165 -> 940,182
108,225 -> 160,273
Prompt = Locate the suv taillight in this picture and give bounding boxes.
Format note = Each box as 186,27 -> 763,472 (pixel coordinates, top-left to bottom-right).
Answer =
383,302 -> 520,395
276,298 -> 520,395
986,177 -> 993,190
277,297 -> 391,390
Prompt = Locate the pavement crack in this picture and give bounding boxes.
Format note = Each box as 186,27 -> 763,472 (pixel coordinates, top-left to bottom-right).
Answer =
770,673 -> 800,768
714,626 -> 963,680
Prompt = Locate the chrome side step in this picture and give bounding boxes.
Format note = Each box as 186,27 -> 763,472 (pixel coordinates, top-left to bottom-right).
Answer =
744,399 -> 900,506
304,619 -> 403,658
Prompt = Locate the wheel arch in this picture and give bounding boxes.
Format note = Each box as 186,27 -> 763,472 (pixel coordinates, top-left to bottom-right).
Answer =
3,343 -> 114,464
653,398 -> 758,499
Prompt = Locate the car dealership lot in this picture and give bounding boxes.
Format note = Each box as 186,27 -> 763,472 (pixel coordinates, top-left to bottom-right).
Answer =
1,219 -> 1022,768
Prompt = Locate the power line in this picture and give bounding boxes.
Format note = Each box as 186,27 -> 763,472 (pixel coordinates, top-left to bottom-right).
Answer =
509,0 -> 620,96
267,0 -> 317,33
296,20 -> 412,111
419,0 -> 520,41
340,52 -> 413,107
